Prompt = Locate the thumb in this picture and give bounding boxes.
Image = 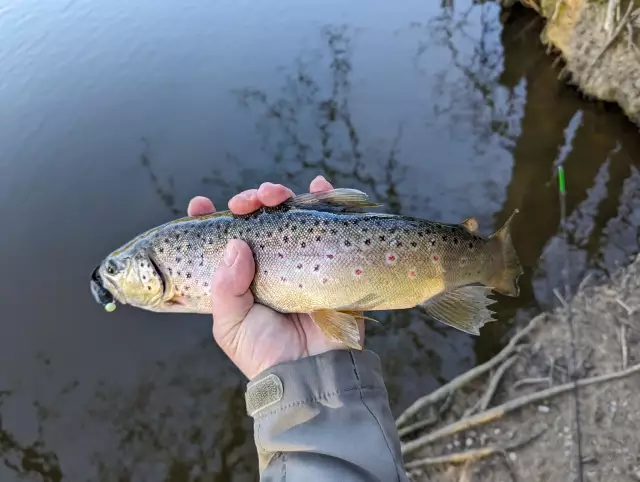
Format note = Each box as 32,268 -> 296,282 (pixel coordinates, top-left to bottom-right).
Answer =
211,239 -> 255,347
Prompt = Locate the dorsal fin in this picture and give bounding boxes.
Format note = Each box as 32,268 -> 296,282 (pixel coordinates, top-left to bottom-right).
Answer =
283,188 -> 381,213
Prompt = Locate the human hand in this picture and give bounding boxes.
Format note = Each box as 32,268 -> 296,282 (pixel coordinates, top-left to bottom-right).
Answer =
187,176 -> 366,379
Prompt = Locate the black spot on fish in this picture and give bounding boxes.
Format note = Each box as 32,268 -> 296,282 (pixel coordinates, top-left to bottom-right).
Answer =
267,231 -> 273,237
365,239 -> 371,245
330,229 -> 337,234
314,264 -> 320,271
208,238 -> 213,244
197,233 -> 201,239
430,239 -> 436,246
199,260 -> 204,266
362,227 -> 368,233
291,225 -> 297,231
308,228 -> 314,233
390,228 -> 397,234
344,240 -> 351,247
283,236 -> 289,243
477,270 -> 481,275
165,238 -> 169,243
184,286 -> 190,291
168,267 -> 173,274
298,284 -> 303,288
159,247 -> 164,253
278,227 -> 283,232
469,242 -> 474,249
343,221 -> 349,226
301,242 -> 306,248
142,275 -> 146,280
323,220 -> 329,225
379,235 -> 386,241
442,236 -> 447,241
418,232 -> 424,237
316,236 -> 321,241
260,244 -> 265,250
187,243 -> 192,249
186,273 -> 191,279
320,228 -> 326,233
411,241 -> 417,247
314,220 -> 321,226
224,228 -> 229,234
426,229 -> 432,234
396,241 -> 403,247
285,223 -> 290,228
263,270 -> 267,275
453,238 -> 458,245
147,286 -> 151,291
204,282 -> 209,287
297,264 -> 302,269
177,271 -> 181,276
176,257 -> 181,263
175,234 -> 180,240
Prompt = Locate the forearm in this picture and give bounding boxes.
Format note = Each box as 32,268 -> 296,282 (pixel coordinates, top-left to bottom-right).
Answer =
245,349 -> 409,481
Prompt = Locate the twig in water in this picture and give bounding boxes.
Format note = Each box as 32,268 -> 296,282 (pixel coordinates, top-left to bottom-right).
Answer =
401,363 -> 640,455
405,428 -> 546,469
553,288 -> 570,310
464,355 -> 518,417
396,314 -> 546,427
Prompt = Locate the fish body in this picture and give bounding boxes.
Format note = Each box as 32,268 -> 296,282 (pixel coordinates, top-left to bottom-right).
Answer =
91,189 -> 522,348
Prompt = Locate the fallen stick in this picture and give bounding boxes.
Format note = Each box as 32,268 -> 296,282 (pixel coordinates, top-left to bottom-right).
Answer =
401,362 -> 640,456
405,428 -> 545,469
464,355 -> 518,418
395,314 -> 546,427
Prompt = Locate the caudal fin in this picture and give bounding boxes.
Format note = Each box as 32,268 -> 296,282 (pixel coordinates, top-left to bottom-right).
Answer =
485,209 -> 523,297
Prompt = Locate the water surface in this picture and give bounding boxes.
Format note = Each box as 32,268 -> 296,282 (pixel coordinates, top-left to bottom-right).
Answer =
1,1 -> 639,480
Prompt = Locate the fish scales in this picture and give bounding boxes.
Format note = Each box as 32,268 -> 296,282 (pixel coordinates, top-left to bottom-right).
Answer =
91,188 -> 522,348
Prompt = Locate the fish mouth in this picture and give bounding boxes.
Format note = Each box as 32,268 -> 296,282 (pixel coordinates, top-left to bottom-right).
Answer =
90,265 -> 115,307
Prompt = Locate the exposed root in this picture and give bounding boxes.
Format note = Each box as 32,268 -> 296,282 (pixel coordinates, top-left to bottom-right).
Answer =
395,314 -> 546,427
401,362 -> 640,456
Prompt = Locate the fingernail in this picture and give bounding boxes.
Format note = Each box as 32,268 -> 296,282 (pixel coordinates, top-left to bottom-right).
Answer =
316,174 -> 328,182
223,243 -> 238,266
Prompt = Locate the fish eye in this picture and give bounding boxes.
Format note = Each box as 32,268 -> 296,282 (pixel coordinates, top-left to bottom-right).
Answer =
106,261 -> 118,275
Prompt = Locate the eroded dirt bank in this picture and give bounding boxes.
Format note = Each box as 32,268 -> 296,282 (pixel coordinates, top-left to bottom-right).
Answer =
505,0 -> 640,125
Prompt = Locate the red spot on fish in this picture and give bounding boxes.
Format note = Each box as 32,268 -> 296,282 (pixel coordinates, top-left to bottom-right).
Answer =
433,255 -> 439,261
326,254 -> 335,259
409,270 -> 416,279
386,253 -> 398,265
353,268 -> 363,277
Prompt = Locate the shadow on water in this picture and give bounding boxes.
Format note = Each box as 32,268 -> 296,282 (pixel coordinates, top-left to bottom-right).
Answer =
2,3 -> 640,482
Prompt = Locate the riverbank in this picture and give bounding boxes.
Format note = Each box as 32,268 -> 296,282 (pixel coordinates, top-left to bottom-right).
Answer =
398,253 -> 640,481
504,0 -> 640,125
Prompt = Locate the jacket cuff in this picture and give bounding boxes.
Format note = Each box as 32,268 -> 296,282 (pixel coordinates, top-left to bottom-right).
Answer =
244,349 -> 384,418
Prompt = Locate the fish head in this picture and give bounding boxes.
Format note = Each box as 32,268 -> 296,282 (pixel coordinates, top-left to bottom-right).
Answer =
91,248 -> 165,310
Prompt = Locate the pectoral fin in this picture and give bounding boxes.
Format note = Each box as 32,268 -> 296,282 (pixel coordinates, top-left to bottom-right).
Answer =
420,286 -> 497,335
309,309 -> 363,349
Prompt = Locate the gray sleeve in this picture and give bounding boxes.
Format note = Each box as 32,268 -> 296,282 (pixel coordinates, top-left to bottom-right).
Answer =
244,349 -> 409,482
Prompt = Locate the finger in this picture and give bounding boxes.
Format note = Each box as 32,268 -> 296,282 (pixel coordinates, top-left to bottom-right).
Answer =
257,182 -> 295,207
187,196 -> 216,216
211,239 -> 256,346
309,175 -> 333,193
228,189 -> 260,215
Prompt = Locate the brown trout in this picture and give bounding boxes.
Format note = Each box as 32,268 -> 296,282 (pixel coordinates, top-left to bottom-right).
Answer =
91,189 -> 522,348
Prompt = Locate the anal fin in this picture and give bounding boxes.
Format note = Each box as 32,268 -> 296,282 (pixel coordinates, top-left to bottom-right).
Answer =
420,286 -> 497,335
309,309 -> 363,349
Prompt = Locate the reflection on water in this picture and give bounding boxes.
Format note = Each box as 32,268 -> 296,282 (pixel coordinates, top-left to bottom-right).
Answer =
1,1 -> 640,480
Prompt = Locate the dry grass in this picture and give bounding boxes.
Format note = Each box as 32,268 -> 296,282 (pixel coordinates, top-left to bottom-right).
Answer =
398,254 -> 640,482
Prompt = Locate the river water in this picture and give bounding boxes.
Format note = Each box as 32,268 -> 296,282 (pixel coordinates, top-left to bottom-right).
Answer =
1,1 -> 639,480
